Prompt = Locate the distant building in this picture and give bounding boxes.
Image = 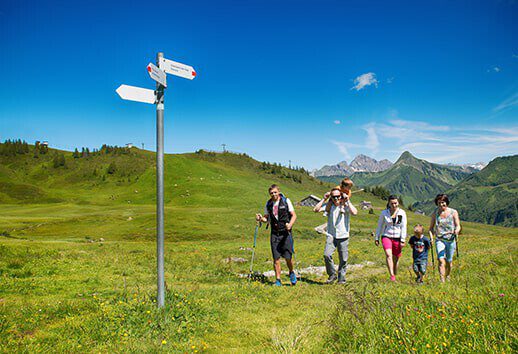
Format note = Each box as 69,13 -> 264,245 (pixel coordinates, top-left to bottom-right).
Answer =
299,195 -> 321,207
415,210 -> 426,215
359,201 -> 372,210
125,143 -> 134,148
41,141 -> 49,147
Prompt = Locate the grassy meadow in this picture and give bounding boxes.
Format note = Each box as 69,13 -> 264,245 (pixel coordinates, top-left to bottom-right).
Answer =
0,148 -> 516,353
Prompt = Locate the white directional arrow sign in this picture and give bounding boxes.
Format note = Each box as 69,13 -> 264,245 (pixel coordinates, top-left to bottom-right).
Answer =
147,63 -> 167,87
159,57 -> 197,80
116,84 -> 156,104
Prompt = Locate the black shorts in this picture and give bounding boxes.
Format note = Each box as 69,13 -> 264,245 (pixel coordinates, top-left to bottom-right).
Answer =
270,230 -> 294,260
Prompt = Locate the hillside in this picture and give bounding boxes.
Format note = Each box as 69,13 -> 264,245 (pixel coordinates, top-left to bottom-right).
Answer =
0,142 -> 328,207
344,151 -> 473,205
0,141 -> 516,352
412,155 -> 518,227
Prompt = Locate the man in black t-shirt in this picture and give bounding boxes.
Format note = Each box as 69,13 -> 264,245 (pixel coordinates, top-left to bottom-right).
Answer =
256,184 -> 298,286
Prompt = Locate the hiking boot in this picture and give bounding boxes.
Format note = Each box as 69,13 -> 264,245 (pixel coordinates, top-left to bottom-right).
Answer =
274,279 -> 282,287
289,272 -> 297,286
325,274 -> 337,284
415,275 -> 422,283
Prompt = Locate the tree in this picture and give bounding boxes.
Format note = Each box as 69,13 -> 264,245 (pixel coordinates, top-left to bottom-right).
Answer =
106,162 -> 116,174
53,153 -> 66,168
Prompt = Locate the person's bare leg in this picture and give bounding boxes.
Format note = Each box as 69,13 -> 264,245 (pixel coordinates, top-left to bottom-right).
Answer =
438,258 -> 446,282
286,258 -> 294,273
274,259 -> 282,279
384,249 -> 394,277
445,261 -> 452,279
393,256 -> 399,275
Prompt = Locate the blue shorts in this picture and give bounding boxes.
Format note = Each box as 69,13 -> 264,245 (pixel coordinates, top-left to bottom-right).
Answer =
413,261 -> 427,274
436,238 -> 456,263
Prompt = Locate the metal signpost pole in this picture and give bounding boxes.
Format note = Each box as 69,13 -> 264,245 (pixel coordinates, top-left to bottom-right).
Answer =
116,52 -> 195,308
156,52 -> 165,308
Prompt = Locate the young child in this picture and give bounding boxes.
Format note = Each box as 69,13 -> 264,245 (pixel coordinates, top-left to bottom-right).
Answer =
340,177 -> 353,199
408,224 -> 431,283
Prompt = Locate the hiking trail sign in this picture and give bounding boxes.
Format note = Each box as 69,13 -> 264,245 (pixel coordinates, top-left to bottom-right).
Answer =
115,53 -> 196,308
116,84 -> 156,104
159,57 -> 197,80
147,63 -> 167,87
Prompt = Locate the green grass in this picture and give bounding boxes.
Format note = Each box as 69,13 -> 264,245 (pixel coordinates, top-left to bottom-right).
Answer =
0,148 -> 517,352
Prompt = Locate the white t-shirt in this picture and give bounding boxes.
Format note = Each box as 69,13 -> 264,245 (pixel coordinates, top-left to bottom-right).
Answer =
264,198 -> 294,220
324,203 -> 351,239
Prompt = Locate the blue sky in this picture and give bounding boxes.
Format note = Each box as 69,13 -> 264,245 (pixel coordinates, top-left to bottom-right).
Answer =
1,0 -> 517,169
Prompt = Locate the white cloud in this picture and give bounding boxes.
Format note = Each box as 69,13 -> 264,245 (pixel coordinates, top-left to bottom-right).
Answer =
362,123 -> 380,153
365,119 -> 518,164
351,72 -> 379,91
331,140 -> 352,159
493,67 -> 501,72
494,92 -> 518,112
386,77 -> 394,84
334,120 -> 341,125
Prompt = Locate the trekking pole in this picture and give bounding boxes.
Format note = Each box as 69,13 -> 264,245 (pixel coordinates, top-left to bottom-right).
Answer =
455,233 -> 459,259
429,231 -> 435,271
248,221 -> 261,280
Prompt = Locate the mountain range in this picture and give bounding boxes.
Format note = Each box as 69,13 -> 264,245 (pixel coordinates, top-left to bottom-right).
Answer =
311,154 -> 393,177
412,155 -> 517,227
346,151 -> 474,205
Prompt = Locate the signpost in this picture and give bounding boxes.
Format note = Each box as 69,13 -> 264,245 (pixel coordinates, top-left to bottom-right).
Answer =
116,52 -> 196,308
159,57 -> 197,80
147,63 -> 167,87
116,84 -> 156,104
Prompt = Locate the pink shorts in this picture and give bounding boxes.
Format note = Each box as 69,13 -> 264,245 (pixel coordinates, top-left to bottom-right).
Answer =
382,237 -> 402,258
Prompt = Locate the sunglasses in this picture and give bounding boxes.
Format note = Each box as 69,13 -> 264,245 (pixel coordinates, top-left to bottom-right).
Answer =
331,195 -> 341,200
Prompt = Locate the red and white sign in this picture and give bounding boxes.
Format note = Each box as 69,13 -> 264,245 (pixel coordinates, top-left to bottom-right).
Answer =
147,63 -> 167,87
159,57 -> 197,80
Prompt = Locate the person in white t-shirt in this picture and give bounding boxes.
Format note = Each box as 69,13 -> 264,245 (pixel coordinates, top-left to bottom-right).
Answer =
313,186 -> 358,284
256,185 -> 298,286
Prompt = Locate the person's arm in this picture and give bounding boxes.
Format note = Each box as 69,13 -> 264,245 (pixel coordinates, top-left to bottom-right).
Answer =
408,237 -> 414,247
453,210 -> 461,236
286,199 -> 297,230
313,192 -> 330,212
255,213 -> 268,223
375,212 -> 385,245
255,204 -> 269,223
286,210 -> 297,231
400,211 -> 407,245
345,197 -> 358,216
428,212 -> 436,237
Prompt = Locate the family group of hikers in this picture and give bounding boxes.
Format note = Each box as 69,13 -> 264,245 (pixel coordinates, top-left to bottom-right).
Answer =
255,179 -> 461,286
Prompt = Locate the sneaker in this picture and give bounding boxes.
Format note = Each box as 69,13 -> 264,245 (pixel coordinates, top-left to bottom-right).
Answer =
415,275 -> 422,283
390,275 -> 396,282
337,278 -> 346,284
274,279 -> 282,286
325,274 -> 338,284
289,272 -> 297,286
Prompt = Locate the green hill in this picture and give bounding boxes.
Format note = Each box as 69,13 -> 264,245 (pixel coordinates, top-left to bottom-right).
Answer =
0,142 -> 327,207
413,155 -> 518,227
343,151 -> 472,205
0,141 -> 516,352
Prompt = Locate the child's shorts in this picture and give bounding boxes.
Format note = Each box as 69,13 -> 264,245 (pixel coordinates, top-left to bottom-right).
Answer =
436,238 -> 456,262
413,261 -> 427,274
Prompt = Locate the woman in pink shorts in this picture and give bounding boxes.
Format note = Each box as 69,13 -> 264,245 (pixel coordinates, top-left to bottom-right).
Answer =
375,195 -> 407,281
